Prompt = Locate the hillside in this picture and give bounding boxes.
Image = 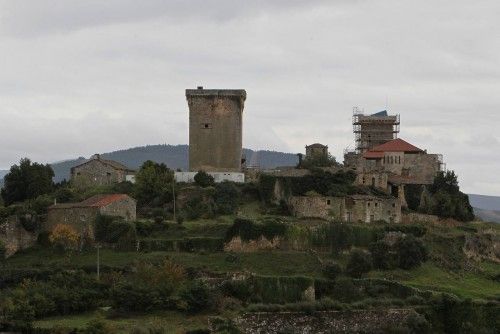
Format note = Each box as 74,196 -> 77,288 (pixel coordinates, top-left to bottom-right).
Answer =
0,144 -> 299,184
469,194 -> 500,223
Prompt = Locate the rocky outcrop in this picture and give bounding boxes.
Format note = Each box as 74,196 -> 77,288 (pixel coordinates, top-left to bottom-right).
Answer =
463,230 -> 500,263
0,217 -> 38,258
224,236 -> 281,252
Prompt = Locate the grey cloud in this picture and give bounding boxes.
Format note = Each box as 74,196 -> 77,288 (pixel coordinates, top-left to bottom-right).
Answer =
0,0 -> 499,195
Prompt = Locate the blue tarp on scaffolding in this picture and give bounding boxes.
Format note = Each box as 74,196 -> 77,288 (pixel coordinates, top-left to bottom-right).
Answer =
371,110 -> 388,116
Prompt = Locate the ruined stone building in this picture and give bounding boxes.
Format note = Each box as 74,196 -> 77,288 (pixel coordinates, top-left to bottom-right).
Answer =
288,194 -> 401,223
186,87 -> 246,172
305,143 -> 328,159
70,154 -> 136,188
46,194 -> 136,239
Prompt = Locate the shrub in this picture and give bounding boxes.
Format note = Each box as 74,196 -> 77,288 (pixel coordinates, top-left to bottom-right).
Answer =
322,261 -> 342,280
194,171 -> 215,188
214,182 -> 240,215
346,249 -> 372,278
369,240 -> 393,270
49,224 -> 79,251
94,215 -> 137,249
184,196 -> 213,220
0,240 -> 5,259
330,223 -> 354,254
180,280 -> 212,313
332,277 -> 360,302
396,235 -> 428,269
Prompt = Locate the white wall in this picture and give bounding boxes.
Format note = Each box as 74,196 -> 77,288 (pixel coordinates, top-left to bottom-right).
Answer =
174,172 -> 245,183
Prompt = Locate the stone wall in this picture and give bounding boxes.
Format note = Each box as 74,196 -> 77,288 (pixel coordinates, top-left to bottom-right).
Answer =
0,217 -> 38,258
402,212 -> 439,224
289,195 -> 401,223
99,197 -> 136,221
187,88 -> 246,172
210,309 -> 417,334
355,171 -> 388,190
288,196 -> 344,220
403,153 -> 441,184
71,159 -> 127,188
46,206 -> 98,237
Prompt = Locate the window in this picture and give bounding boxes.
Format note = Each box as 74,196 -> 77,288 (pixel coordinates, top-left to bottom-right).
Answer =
390,156 -> 394,164
76,172 -> 81,176
392,203 -> 396,207
375,202 -> 378,207
326,199 -> 331,205
367,202 -> 371,207
362,177 -> 366,184
398,156 -> 401,164
201,123 -> 212,129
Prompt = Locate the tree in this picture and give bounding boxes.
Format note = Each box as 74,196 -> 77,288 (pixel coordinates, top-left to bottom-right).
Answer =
214,182 -> 240,215
330,222 -> 353,255
1,158 -> 54,206
322,260 -> 342,280
369,240 -> 393,270
194,170 -> 215,188
300,154 -> 337,169
396,235 -> 428,269
346,249 -> 372,278
133,160 -> 174,207
49,224 -> 79,251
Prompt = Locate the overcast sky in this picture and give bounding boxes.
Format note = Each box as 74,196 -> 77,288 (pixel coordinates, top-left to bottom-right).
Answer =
0,0 -> 499,195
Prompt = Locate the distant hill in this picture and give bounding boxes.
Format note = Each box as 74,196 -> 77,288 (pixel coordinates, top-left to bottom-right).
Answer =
468,194 -> 500,223
0,144 -> 299,185
468,194 -> 500,211
473,207 -> 500,224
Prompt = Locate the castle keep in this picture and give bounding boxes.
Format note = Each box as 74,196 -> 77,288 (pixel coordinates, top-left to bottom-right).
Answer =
186,87 -> 247,172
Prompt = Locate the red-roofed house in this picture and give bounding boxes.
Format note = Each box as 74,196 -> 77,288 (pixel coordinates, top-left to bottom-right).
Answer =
354,138 -> 444,200
46,194 -> 136,239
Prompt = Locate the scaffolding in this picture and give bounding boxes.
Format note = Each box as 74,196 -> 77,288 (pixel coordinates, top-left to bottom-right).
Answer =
352,107 -> 400,153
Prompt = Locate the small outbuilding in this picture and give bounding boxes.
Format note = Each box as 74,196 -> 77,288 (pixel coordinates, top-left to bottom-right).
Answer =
46,194 -> 136,238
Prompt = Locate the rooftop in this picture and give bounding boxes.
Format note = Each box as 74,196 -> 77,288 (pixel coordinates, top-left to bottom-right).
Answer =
49,194 -> 134,210
369,138 -> 423,153
185,88 -> 246,100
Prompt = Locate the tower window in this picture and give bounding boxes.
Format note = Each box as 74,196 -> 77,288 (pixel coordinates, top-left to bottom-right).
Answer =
201,123 -> 212,129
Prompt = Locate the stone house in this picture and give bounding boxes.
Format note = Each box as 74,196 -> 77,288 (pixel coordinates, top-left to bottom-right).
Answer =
71,154 -> 136,188
46,194 -> 136,239
288,194 -> 401,223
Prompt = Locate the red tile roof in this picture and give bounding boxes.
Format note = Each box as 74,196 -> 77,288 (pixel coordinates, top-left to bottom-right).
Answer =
369,138 -> 423,153
80,194 -> 130,207
49,194 -> 133,210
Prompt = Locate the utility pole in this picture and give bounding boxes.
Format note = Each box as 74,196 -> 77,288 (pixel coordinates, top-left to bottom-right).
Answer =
96,244 -> 101,281
172,180 -> 176,221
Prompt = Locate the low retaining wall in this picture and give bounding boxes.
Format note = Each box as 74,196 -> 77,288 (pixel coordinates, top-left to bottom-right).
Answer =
402,212 -> 438,224
210,309 -> 417,334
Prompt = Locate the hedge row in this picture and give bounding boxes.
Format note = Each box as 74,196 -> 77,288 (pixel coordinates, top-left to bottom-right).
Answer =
223,275 -> 314,304
138,237 -> 224,253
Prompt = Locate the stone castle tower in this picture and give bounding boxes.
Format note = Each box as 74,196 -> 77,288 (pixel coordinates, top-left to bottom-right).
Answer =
186,87 -> 247,172
352,108 -> 400,153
